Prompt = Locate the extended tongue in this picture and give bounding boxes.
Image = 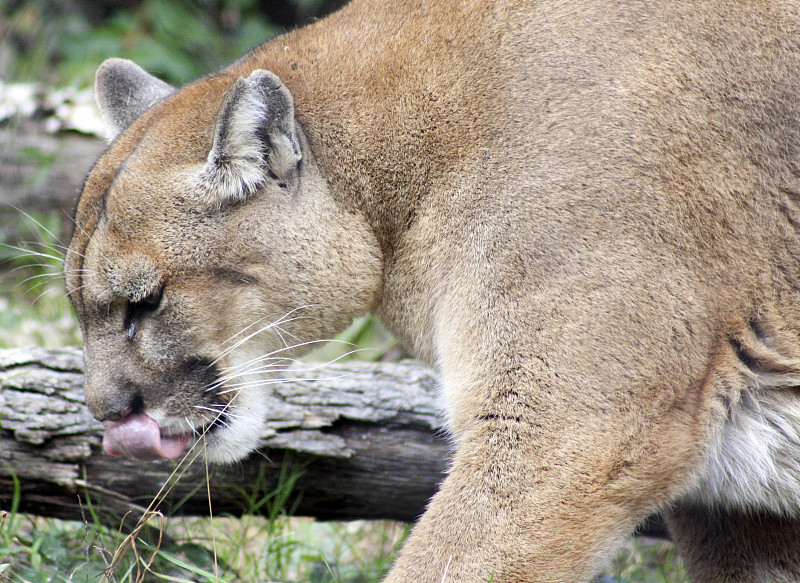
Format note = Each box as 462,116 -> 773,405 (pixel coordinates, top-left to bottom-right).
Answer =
103,413 -> 190,461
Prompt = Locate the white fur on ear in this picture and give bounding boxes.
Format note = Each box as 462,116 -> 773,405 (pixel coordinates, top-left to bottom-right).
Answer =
195,69 -> 302,210
94,58 -> 174,141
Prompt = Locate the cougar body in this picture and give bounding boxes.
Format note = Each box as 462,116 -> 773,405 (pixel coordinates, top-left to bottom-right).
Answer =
67,1 -> 800,581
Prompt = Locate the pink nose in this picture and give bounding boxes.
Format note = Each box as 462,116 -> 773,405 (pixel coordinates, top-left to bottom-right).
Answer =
103,413 -> 190,461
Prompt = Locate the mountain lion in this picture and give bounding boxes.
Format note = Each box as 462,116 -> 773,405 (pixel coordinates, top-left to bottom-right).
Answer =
66,0 -> 800,581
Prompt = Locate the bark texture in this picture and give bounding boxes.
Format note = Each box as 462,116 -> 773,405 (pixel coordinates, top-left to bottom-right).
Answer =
0,347 -> 449,524
0,347 -> 668,536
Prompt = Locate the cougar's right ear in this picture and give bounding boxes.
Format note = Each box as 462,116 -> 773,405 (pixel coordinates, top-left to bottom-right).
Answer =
195,69 -> 302,210
94,58 -> 175,141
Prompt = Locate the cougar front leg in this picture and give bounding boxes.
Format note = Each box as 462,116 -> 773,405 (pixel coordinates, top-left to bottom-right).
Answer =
384,409 -> 696,583
666,503 -> 800,583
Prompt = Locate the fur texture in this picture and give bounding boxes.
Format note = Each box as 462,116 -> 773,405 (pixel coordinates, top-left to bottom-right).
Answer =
94,58 -> 174,140
67,1 -> 800,581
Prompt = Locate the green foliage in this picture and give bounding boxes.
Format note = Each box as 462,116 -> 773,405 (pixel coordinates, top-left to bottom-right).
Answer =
598,538 -> 690,583
0,446 -> 406,583
308,315 -> 404,364
2,0 -> 282,86
0,211 -> 80,348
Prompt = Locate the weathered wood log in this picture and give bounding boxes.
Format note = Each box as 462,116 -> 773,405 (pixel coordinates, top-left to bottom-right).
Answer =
0,347 -> 450,525
0,347 -> 669,536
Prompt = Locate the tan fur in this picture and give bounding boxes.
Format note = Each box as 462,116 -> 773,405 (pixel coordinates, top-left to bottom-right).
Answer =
67,1 -> 800,581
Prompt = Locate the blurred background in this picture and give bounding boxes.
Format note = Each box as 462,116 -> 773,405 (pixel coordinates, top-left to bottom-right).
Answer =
1,0 -> 349,86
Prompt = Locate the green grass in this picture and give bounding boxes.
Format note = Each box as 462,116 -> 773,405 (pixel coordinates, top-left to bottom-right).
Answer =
2,0 -> 280,87
601,538 -> 689,583
0,460 -> 408,583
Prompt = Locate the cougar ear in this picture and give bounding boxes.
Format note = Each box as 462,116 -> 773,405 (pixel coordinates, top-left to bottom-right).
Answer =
196,69 -> 302,209
94,58 -> 175,141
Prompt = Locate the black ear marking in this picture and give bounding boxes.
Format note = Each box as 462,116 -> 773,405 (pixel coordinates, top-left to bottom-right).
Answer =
194,69 -> 302,210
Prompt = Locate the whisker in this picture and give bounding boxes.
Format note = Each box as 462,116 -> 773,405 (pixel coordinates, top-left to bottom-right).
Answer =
7,204 -> 65,246
63,210 -> 116,267
271,325 -> 291,355
207,338 -> 361,390
64,283 -> 90,297
215,371 -> 358,395
227,304 -> 315,345
15,272 -> 66,287
1,244 -> 65,264
193,410 -> 235,431
274,323 -> 302,344
210,313 -> 314,367
32,287 -> 66,305
215,313 -> 275,350
213,343 -> 329,382
22,239 -> 81,256
207,345 -> 367,402
183,416 -> 201,437
210,304 -> 319,365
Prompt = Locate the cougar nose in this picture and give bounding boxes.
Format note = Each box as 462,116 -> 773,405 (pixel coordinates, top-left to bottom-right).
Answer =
103,393 -> 146,421
85,383 -> 145,423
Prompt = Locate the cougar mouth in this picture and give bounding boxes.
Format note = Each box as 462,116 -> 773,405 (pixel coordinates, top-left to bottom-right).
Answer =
103,413 -> 193,461
100,358 -> 233,461
97,354 -> 271,465
102,405 -> 233,461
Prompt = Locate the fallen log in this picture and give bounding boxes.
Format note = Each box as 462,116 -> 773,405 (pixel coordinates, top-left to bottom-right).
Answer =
0,347 -> 449,525
0,347 -> 669,537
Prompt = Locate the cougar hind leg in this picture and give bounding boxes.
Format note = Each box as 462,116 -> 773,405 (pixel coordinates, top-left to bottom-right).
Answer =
666,504 -> 800,583
666,317 -> 800,582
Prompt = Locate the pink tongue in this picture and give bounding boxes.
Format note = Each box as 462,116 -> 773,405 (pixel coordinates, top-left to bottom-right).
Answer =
103,413 -> 190,461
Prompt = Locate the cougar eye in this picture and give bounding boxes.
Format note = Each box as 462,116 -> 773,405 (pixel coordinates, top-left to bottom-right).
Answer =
140,289 -> 163,308
124,288 -> 163,339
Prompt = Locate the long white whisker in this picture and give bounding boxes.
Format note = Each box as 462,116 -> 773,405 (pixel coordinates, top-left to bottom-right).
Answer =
15,272 -> 66,287
214,314 -> 275,352
23,240 -> 80,256
1,245 -> 65,264
208,352 -> 293,386
227,337 -> 358,372
184,417 -> 200,437
64,211 -> 116,268
273,322 -> 303,345
6,204 -> 65,246
31,287 -> 65,305
207,357 -> 293,387
209,312 -> 313,367
208,338 -> 351,389
271,325 -> 291,355
192,406 -> 237,430
64,283 -> 90,297
224,304 -> 316,346
215,359 -> 353,383
4,257 -> 62,270
215,372 -> 359,395
212,348 -> 367,395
